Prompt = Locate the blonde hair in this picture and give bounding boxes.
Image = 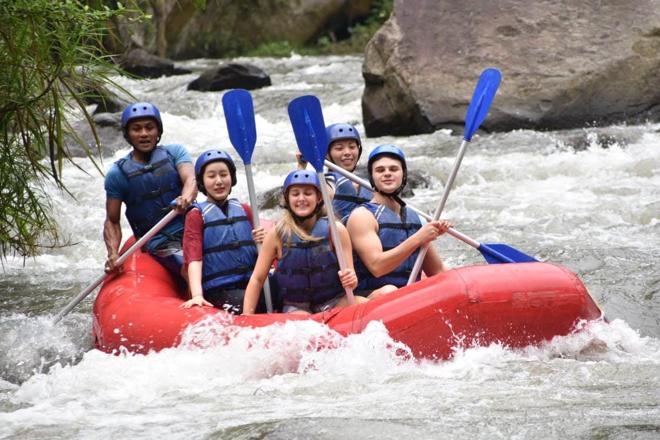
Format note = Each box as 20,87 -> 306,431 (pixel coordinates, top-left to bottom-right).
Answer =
275,188 -> 327,246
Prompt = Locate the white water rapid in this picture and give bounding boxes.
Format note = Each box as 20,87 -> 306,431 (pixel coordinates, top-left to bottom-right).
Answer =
0,55 -> 658,439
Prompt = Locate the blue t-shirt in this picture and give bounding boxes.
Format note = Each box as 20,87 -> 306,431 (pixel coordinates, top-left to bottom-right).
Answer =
104,144 -> 192,251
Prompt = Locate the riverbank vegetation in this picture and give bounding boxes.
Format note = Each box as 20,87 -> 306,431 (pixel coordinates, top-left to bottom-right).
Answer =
0,0 -> 390,258
0,0 -> 138,258
246,0 -> 393,57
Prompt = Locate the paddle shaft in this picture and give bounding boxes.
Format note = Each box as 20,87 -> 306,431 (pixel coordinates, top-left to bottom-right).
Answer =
407,139 -> 469,284
325,161 -> 521,264
52,209 -> 179,324
316,170 -> 356,305
244,164 -> 274,313
324,160 -> 483,251
221,89 -> 275,312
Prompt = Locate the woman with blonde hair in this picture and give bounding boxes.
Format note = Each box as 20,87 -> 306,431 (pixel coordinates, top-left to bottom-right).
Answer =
243,170 -> 365,315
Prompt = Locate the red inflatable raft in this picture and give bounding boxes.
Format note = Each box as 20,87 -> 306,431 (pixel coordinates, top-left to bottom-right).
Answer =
93,241 -> 603,360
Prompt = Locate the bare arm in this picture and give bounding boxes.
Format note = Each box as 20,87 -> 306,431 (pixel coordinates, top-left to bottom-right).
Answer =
327,182 -> 335,200
175,162 -> 197,212
180,261 -> 213,308
243,229 -> 279,315
347,208 -> 447,278
295,152 -> 308,170
187,260 -> 203,299
422,246 -> 448,276
180,209 -> 213,308
252,227 -> 266,244
420,220 -> 452,276
103,198 -> 123,273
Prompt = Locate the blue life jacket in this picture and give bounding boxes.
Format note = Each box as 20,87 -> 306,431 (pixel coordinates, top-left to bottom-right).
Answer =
354,203 -> 422,292
116,146 -> 183,239
197,199 -> 257,291
329,171 -> 373,220
274,218 -> 343,306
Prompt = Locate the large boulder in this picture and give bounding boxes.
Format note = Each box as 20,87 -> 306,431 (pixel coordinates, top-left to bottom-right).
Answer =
187,63 -> 271,92
119,48 -> 191,78
362,0 -> 660,136
71,77 -> 131,115
166,0 -> 373,59
64,113 -> 126,158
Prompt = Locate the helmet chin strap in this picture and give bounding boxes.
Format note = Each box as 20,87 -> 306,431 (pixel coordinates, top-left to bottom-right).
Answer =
374,185 -> 406,205
391,194 -> 407,208
380,191 -> 407,209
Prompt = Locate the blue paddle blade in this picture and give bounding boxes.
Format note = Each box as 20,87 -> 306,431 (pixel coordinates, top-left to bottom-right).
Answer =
479,243 -> 538,264
464,68 -> 502,141
222,89 -> 257,164
287,95 -> 328,172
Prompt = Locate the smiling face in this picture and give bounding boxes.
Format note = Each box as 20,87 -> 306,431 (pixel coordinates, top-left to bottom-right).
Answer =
328,139 -> 360,171
203,161 -> 233,202
286,184 -> 321,218
126,117 -> 159,157
370,156 -> 404,193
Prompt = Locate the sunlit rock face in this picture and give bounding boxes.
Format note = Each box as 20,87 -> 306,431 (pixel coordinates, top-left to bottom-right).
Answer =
362,0 -> 660,136
166,0 -> 374,59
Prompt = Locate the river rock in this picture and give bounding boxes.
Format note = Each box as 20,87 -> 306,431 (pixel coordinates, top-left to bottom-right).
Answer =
119,48 -> 191,78
71,77 -> 130,114
64,113 -> 126,158
86,88 -> 130,115
551,125 -> 651,152
166,0 -> 374,58
362,0 -> 660,136
259,187 -> 283,211
351,164 -> 430,198
89,93 -> 130,115
187,63 -> 271,92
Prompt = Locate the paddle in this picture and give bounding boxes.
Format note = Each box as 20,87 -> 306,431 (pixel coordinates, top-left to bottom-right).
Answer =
324,160 -> 537,264
288,95 -> 356,305
222,89 -> 274,313
407,68 -> 503,285
52,208 -> 179,324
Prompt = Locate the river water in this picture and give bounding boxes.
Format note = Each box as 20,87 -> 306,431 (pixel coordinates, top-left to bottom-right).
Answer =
0,55 -> 658,439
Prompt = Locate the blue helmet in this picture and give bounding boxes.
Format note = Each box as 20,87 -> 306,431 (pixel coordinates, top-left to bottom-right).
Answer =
326,123 -> 362,164
282,170 -> 323,219
121,102 -> 163,141
282,170 -> 321,193
367,144 -> 407,195
195,149 -> 237,193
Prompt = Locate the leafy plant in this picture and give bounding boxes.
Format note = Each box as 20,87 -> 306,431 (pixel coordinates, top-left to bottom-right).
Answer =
0,0 -> 139,259
244,0 -> 394,57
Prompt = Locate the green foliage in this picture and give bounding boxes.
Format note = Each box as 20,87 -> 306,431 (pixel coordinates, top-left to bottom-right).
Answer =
192,0 -> 207,9
0,0 -> 136,258
245,41 -> 298,58
245,0 -> 393,57
317,0 -> 393,55
0,142 -> 57,259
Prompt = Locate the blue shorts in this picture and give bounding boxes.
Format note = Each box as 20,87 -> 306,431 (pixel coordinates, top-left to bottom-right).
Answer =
150,240 -> 184,284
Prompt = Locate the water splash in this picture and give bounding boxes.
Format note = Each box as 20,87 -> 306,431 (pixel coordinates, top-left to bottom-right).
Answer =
0,313 -> 92,384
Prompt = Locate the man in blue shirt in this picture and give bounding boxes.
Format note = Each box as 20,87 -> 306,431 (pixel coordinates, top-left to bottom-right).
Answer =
103,102 -> 197,279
